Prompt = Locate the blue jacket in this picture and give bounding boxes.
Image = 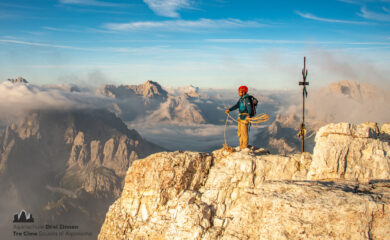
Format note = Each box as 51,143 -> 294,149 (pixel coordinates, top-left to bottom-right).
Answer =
229,94 -> 253,120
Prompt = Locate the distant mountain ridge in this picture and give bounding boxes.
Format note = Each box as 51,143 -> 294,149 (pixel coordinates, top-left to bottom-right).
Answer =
99,80 -> 227,124
99,80 -> 168,100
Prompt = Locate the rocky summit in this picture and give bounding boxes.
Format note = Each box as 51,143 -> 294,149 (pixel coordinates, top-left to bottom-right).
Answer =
99,122 -> 390,240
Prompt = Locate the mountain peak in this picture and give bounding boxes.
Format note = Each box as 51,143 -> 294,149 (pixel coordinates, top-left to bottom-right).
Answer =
8,77 -> 28,84
328,80 -> 361,99
100,80 -> 168,100
327,80 -> 387,103
135,80 -> 167,98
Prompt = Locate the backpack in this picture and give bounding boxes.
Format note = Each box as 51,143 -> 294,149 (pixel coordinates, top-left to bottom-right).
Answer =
246,95 -> 258,117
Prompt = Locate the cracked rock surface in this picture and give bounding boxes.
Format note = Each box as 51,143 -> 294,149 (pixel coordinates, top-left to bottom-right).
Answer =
99,122 -> 390,240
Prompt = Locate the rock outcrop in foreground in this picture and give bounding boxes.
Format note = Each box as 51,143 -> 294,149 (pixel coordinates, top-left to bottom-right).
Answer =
99,122 -> 390,240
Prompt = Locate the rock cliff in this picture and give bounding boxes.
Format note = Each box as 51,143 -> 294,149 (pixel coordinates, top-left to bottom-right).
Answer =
99,122 -> 390,240
0,109 -> 163,239
308,122 -> 390,182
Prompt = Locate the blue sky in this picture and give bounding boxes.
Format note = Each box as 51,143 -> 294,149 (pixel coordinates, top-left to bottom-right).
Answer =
0,0 -> 389,89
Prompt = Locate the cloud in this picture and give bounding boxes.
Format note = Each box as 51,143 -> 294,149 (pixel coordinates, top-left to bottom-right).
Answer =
338,0 -> 361,3
0,2 -> 44,10
305,83 -> 390,124
307,48 -> 390,88
358,6 -> 390,21
0,10 -> 21,19
338,0 -> 390,4
63,7 -> 129,14
104,18 -> 265,31
0,81 -> 113,124
0,39 -> 95,51
42,26 -> 82,32
58,0 -> 125,7
0,38 -> 184,56
143,0 -> 192,18
295,11 -> 370,24
206,38 -> 390,46
208,39 -> 310,44
42,25 -> 115,34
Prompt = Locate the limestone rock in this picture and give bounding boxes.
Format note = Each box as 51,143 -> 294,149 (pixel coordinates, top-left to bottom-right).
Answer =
308,122 -> 390,182
10,112 -> 40,140
83,167 -> 122,198
381,122 -> 390,139
99,122 -> 390,240
99,151 -> 213,239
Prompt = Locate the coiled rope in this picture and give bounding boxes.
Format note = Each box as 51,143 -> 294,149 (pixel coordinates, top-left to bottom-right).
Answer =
226,112 -> 270,125
223,112 -> 270,147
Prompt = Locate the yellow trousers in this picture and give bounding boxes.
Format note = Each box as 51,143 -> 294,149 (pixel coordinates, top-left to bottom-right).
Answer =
237,119 -> 249,149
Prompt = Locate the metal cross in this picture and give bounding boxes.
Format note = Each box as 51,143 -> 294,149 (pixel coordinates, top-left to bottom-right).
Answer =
298,56 -> 309,153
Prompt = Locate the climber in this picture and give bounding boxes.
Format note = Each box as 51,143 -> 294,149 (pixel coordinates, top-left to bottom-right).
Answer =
225,85 -> 253,150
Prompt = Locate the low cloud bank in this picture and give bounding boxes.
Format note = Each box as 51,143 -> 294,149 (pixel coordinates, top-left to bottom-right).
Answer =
0,81 -> 113,125
279,81 -> 390,126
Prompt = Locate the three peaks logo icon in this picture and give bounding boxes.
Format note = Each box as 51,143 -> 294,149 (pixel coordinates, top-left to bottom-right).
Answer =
13,210 -> 34,223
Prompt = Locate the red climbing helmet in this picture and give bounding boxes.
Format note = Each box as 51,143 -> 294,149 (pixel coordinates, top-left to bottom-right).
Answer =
238,85 -> 248,93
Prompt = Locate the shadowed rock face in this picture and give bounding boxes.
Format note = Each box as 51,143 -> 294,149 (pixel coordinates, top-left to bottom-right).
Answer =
0,109 -> 163,239
99,122 -> 390,240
